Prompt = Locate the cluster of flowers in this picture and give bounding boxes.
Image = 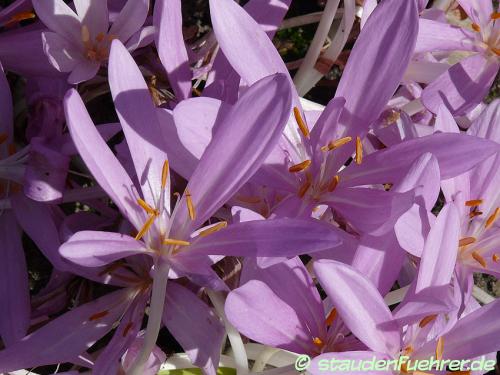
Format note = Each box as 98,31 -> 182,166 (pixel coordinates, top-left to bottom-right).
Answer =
0,0 -> 499,374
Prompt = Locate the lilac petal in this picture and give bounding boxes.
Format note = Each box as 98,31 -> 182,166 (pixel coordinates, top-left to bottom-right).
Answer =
64,89 -> 144,229
109,0 -> 149,43
0,212 -> 30,346
23,138 -> 70,202
421,54 -> 499,116
456,0 -> 493,27
0,289 -> 132,372
109,40 -> 170,207
171,74 -> 292,234
67,59 -> 100,84
125,26 -> 156,51
415,19 -> 474,54
413,298 -> 500,360
163,283 -> 224,375
0,63 -> 13,155
93,294 -> 148,375
208,0 -> 289,86
73,0 -> 108,37
416,202 -> 460,293
435,104 -> 460,133
335,0 -> 418,136
225,279 -> 315,354
310,351 -> 393,375
467,99 -> 500,142
154,0 -> 192,100
394,204 -> 435,257
392,152 -> 440,211
11,193 -> 67,270
340,133 -> 500,187
240,257 -> 326,344
60,231 -> 149,267
122,332 -> 166,375
32,0 -> 82,43
41,32 -> 80,73
351,232 -> 407,296
314,260 -> 401,355
183,218 -> 342,258
323,188 -> 414,234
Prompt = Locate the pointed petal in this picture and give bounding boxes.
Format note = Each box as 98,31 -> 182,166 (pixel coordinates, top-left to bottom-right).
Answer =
0,289 -> 132,373
456,0 -> 493,27
154,0 -> 192,100
67,60 -> 100,84
32,0 -> 82,43
109,0 -> 149,42
171,73 -> 292,234
183,218 -> 343,258
163,283 -> 225,375
109,40 -> 170,207
74,0 -> 108,36
415,19 -> 474,54
421,54 -> 499,116
41,32 -> 80,73
340,133 -> 500,186
314,260 -> 401,355
0,212 -> 30,346
64,88 -> 144,229
60,231 -> 149,267
394,204 -> 435,257
416,202 -> 460,293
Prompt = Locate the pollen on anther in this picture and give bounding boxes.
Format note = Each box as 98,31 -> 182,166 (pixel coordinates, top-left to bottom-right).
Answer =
419,314 -> 437,328
459,237 -> 476,247
135,214 -> 156,240
161,160 -> 169,188
163,238 -> 191,246
492,12 -> 500,20
185,189 -> 196,220
137,198 -> 157,216
435,337 -> 444,361
492,254 -> 500,263
471,251 -> 487,268
469,211 -> 483,218
465,199 -> 483,207
298,180 -> 311,198
325,308 -> 337,326
81,25 -> 91,43
89,310 -> 109,321
95,32 -> 105,42
289,160 -> 312,173
471,23 -> 481,32
485,207 -> 499,229
199,221 -> 228,237
355,136 -> 362,165
6,11 -> 35,26
312,337 -> 324,348
328,175 -> 340,192
293,107 -> 310,138
324,136 -> 352,152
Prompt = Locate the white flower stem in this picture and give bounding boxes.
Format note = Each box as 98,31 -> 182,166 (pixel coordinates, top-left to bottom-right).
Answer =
128,263 -> 170,375
207,289 -> 249,374
293,0 -> 341,95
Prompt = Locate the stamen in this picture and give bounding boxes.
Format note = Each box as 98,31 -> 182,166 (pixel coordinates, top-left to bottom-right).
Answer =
322,136 -> 352,152
471,251 -> 487,268
459,237 -> 476,247
327,175 -> 340,192
485,207 -> 499,229
298,180 -> 311,198
0,133 -> 8,145
89,310 -> 109,321
471,23 -> 481,32
469,211 -> 483,218
312,337 -> 324,348
81,25 -> 90,43
293,107 -> 310,138
492,47 -> 500,56
492,12 -> 500,20
199,221 -> 228,237
355,136 -> 362,165
5,11 -> 35,26
419,314 -> 437,328
325,308 -> 337,326
435,337 -> 444,361
95,32 -> 105,42
403,345 -> 414,355
185,189 -> 196,220
289,159 -> 312,173
135,214 -> 156,240
163,238 -> 190,246
123,322 -> 134,337
492,254 -> 499,263
137,198 -> 157,216
161,160 -> 169,188
465,199 -> 483,207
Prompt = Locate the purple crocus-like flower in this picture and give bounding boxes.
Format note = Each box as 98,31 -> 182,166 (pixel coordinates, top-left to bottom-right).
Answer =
59,40 -> 347,374
33,0 -> 154,84
415,0 -> 499,115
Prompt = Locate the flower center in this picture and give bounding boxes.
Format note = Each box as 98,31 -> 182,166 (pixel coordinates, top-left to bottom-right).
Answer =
81,25 -> 117,63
